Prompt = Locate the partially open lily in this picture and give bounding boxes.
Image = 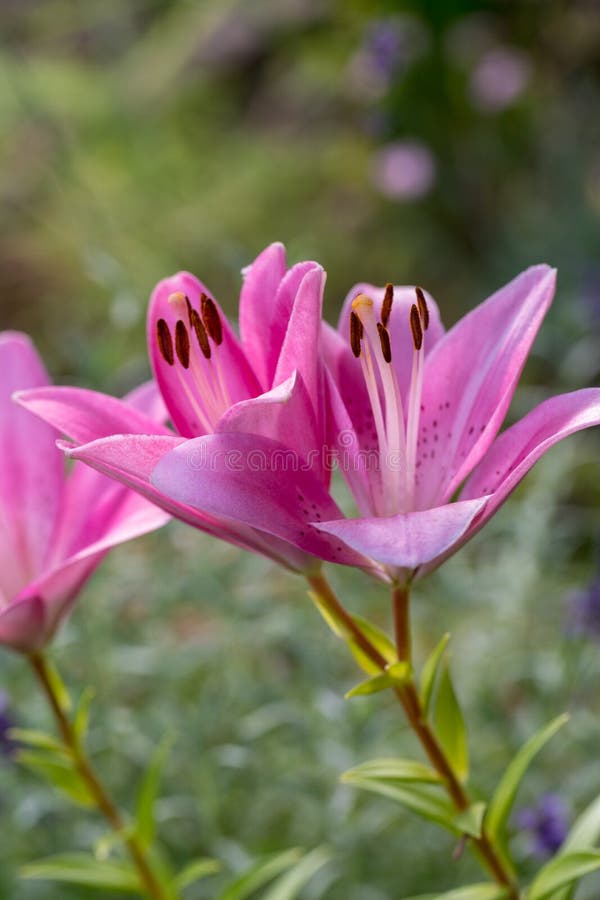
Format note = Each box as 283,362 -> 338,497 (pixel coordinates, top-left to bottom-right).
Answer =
17,244 -> 372,574
0,332 -> 169,653
317,265 -> 600,582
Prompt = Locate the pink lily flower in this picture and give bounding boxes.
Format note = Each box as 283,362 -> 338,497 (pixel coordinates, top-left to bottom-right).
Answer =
315,265 -> 600,582
17,245 -> 373,575
0,332 -> 169,653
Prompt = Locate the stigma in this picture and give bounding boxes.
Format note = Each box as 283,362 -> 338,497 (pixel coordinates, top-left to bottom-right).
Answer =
349,284 -> 430,515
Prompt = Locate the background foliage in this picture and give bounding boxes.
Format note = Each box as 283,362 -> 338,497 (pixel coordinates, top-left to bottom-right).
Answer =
1,1 -> 600,897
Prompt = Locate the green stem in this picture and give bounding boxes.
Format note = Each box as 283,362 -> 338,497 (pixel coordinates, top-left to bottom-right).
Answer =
307,573 -> 519,899
28,652 -> 169,900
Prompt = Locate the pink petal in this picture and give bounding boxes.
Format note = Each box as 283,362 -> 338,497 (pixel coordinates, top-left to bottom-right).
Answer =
238,242 -> 287,389
63,435 -> 311,570
273,265 -> 327,436
217,371 -> 326,480
15,385 -> 172,444
314,497 -> 488,572
147,272 -> 260,436
461,387 -> 600,522
0,332 -> 64,597
336,282 -> 445,402
0,595 -> 47,653
151,432 -> 373,569
416,265 -> 556,507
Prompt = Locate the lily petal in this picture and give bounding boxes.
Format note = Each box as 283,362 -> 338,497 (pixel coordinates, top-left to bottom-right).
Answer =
417,265 -> 556,507
15,385 -> 172,444
217,371 -> 326,480
147,271 -> 260,436
151,432 -> 372,569
461,388 -> 600,520
0,333 -> 64,597
239,242 -> 287,389
62,434 -> 311,569
0,595 -> 47,653
124,379 -> 169,422
314,497 -> 488,571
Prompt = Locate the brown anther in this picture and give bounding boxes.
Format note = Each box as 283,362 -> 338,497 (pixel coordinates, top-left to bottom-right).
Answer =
377,322 -> 392,363
415,287 -> 429,330
201,294 -> 223,345
350,310 -> 363,358
190,308 -> 211,359
185,295 -> 193,324
156,318 -> 174,366
410,304 -> 423,351
381,283 -> 394,327
175,320 -> 190,369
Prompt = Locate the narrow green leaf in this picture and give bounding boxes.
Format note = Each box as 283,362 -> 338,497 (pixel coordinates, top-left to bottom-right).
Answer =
527,850 -> 600,900
561,792 -> 600,853
343,775 -> 458,832
173,858 -> 220,891
308,591 -> 348,640
347,614 -> 397,676
17,750 -> 93,806
454,803 -> 487,839
220,848 -> 303,900
261,847 -> 332,900
420,632 -> 450,716
341,757 -> 439,784
8,727 -> 65,754
404,886 -> 508,900
20,854 -> 139,892
486,714 -> 569,842
44,659 -> 72,713
136,735 -> 175,847
345,662 -> 410,699
74,688 -> 95,742
434,663 -> 469,782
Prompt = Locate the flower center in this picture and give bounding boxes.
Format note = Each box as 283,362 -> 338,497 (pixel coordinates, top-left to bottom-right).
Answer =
350,284 -> 430,516
156,291 -> 232,432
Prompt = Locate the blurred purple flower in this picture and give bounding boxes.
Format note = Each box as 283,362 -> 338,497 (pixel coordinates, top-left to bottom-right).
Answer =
566,575 -> 600,639
370,140 -> 436,201
470,46 -> 531,113
516,794 -> 569,859
0,692 -> 17,758
348,16 -> 426,100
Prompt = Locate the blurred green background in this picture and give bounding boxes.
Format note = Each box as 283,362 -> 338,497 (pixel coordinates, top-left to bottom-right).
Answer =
1,0 -> 600,897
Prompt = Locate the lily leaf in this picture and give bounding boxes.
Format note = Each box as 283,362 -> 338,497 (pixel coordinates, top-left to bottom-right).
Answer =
527,850 -> 600,900
261,847 -> 332,900
341,757 -> 439,784
348,614 -> 397,676
220,848 -> 303,900
420,632 -> 451,716
345,661 -> 410,698
485,714 -> 568,843
434,663 -> 469,782
454,803 -> 487,839
20,854 -> 140,892
17,749 -> 93,806
8,727 -> 65,754
73,688 -> 95,742
343,775 -> 458,832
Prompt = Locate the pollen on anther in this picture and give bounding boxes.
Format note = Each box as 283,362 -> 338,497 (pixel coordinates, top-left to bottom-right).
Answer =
156,318 -> 174,366
381,283 -> 394,326
350,310 -> 363,358
175,320 -> 190,369
201,294 -> 223,345
410,304 -> 423,351
415,287 -> 430,330
376,322 -> 392,363
190,309 -> 211,359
